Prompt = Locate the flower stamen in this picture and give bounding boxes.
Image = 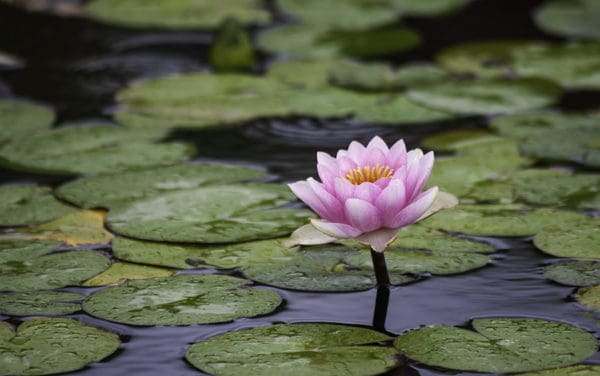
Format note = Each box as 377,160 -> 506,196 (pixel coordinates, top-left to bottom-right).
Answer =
345,163 -> 394,185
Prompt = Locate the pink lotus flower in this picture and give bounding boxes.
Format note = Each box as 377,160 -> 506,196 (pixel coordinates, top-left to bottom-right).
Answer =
288,136 -> 455,252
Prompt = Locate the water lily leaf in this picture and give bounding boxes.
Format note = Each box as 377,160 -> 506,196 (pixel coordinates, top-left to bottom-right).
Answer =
0,240 -> 110,291
422,205 -> 589,236
113,237 -> 297,270
267,60 -> 340,89
534,0 -> 600,40
185,323 -> 398,376
0,318 -> 120,375
0,99 -> 54,143
257,25 -> 338,60
82,274 -> 282,325
491,112 -> 600,139
82,261 -> 175,287
391,0 -> 471,16
534,219 -> 600,259
18,210 -> 114,246
576,285 -> 600,311
285,87 -> 375,118
209,18 -> 255,72
354,94 -> 454,125
0,291 -> 83,316
521,365 -> 600,376
0,185 -> 76,226
407,78 -> 561,115
106,184 -> 312,243
85,0 -> 271,29
394,318 -> 598,373
422,129 -> 509,152
0,125 -> 195,175
544,261 -> 600,286
330,61 -> 449,92
56,163 -> 267,209
390,225 -> 495,253
116,73 -> 291,129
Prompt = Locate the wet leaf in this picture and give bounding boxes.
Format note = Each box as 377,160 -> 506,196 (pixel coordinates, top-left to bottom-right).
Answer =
82,261 -> 175,286
390,225 -> 495,253
186,323 -> 398,376
394,318 -> 598,373
407,78 -> 562,115
0,185 -> 76,226
353,94 -> 454,125
82,274 -> 282,325
56,163 -> 267,209
534,0 -> 600,40
257,25 -> 338,60
0,124 -> 195,175
0,99 -> 54,143
0,240 -> 110,291
534,219 -> 600,259
576,285 -> 600,311
491,112 -> 599,139
85,0 -> 271,29
544,261 -> 600,286
0,291 -> 83,316
0,318 -> 120,375
521,365 -> 600,376
106,184 -> 312,243
422,205 -> 589,236
267,60 -> 339,89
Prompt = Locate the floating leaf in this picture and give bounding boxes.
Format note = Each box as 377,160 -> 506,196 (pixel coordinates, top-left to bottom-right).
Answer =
0,291 -> 83,316
576,285 -> 600,311
394,318 -> 598,373
422,205 -> 589,236
20,210 -> 114,246
186,323 -> 398,376
491,112 -> 599,139
82,261 -> 175,287
266,60 -> 339,89
544,261 -> 600,286
257,25 -> 338,60
0,240 -> 110,291
285,87 -> 375,118
391,0 -> 471,16
0,99 -> 54,143
0,185 -> 76,226
534,219 -> 600,259
390,225 -> 495,253
83,274 -> 282,325
0,318 -> 120,375
407,78 -> 561,115
56,163 -> 267,209
534,0 -> 600,40
85,0 -> 271,29
112,237 -> 297,269
0,125 -> 195,175
521,365 -> 600,376
353,94 -> 454,125
106,184 -> 311,243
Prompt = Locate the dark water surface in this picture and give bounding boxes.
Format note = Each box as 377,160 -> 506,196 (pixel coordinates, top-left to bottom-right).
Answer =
1,1 -> 599,375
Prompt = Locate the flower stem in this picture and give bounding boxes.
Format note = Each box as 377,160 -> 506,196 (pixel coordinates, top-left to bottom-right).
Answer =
372,285 -> 390,331
370,248 -> 390,286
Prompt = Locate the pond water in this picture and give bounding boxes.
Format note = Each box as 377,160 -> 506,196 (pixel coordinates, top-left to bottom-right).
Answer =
0,0 -> 599,375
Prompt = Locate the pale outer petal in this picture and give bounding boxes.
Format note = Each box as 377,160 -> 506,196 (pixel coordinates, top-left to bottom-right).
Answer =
387,139 -> 407,169
284,224 -> 337,247
344,198 -> 384,233
347,140 -> 367,164
356,228 -> 401,253
310,218 -> 362,238
406,151 -> 435,201
288,181 -> 330,219
367,136 -> 390,153
389,186 -> 438,228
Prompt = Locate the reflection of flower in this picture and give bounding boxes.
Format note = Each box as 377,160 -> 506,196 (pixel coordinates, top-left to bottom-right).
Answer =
289,136 -> 454,252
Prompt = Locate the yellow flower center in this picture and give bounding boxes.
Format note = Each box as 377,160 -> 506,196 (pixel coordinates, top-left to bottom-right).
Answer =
345,164 -> 394,185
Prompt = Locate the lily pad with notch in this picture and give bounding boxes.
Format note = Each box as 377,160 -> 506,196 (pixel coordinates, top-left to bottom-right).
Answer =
0,318 -> 120,375
82,274 -> 282,326
394,317 -> 598,373
0,290 -> 84,316
186,323 -> 399,376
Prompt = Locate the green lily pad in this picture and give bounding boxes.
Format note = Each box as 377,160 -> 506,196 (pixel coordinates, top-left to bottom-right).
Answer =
0,125 -> 195,175
534,219 -> 600,259
576,285 -> 600,311
267,60 -> 339,89
0,99 -> 54,143
491,112 -> 600,139
391,0 -> 471,16
82,274 -> 282,325
257,25 -> 338,60
116,73 -> 291,129
185,323 -> 398,376
0,291 -> 83,316
330,61 -> 449,92
407,78 -> 561,115
521,365 -> 600,376
0,240 -> 110,291
85,0 -> 271,29
534,0 -> 600,40
512,169 -> 600,209
0,318 -> 120,375
56,163 -> 266,209
354,94 -> 454,125
390,225 -> 495,253
106,184 -> 312,243
422,129 -> 510,152
112,237 -> 297,269
422,205 -> 589,236
285,87 -> 375,118
394,318 -> 598,373
82,261 -> 175,287
544,261 -> 600,286
0,185 -> 76,226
